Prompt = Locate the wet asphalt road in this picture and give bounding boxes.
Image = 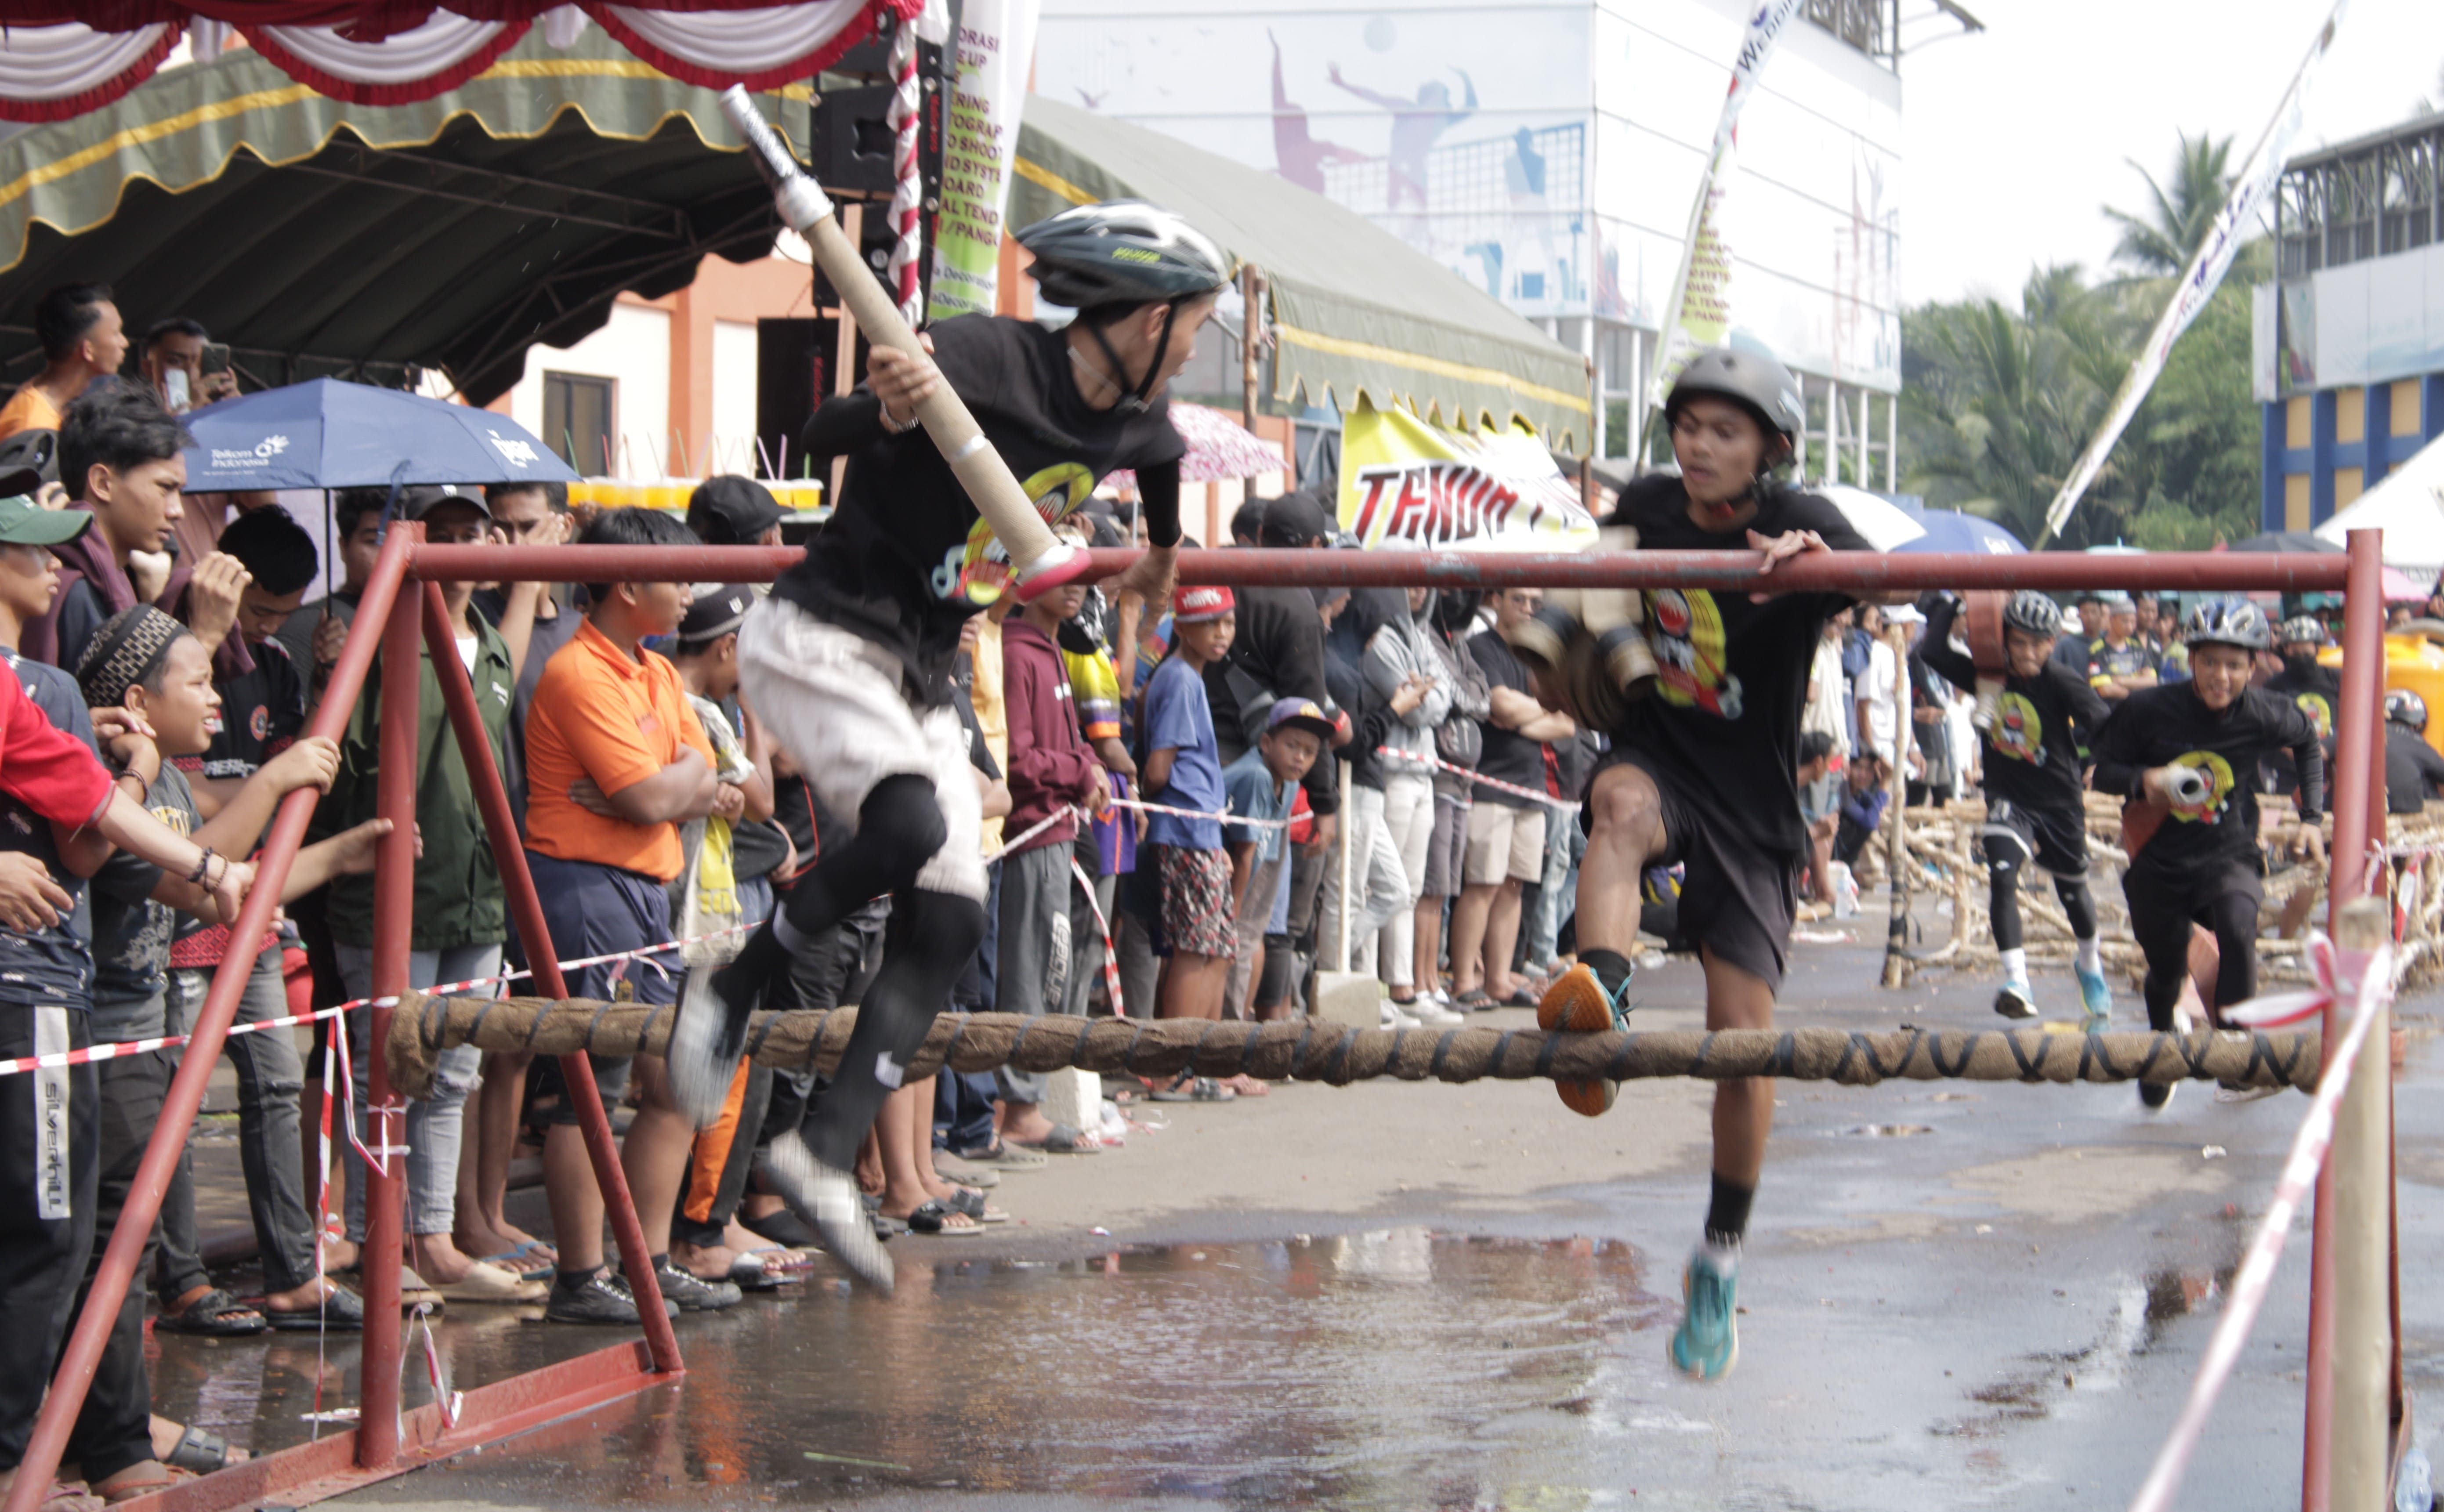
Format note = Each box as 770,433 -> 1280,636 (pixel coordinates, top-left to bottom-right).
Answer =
147,922 -> 2439,1510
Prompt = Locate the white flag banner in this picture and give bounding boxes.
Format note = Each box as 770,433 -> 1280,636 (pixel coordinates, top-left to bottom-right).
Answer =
926,0 -> 1041,322
1644,0 -> 1808,418
2039,0 -> 2349,543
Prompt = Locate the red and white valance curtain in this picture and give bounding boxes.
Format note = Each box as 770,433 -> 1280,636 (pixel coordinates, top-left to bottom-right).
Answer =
0,2 -> 920,121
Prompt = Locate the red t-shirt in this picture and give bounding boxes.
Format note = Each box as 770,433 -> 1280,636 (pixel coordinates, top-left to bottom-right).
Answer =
0,669 -> 109,826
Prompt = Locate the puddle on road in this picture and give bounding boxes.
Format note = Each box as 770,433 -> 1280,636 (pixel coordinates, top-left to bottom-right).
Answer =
1938,1265 -> 2234,1440
159,1231 -> 1673,1509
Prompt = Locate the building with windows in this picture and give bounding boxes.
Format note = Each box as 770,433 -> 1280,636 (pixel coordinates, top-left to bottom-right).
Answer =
2255,109 -> 2444,530
1036,0 -> 1952,479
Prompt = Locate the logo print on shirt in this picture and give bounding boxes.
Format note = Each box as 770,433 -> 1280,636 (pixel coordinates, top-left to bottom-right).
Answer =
1644,588 -> 1743,721
248,705 -> 270,741
934,461 -> 1096,605
2293,691 -> 2335,739
1989,693 -> 2046,767
2167,750 -> 2236,822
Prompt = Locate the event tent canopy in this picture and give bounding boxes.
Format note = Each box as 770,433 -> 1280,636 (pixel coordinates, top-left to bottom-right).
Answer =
0,23 -> 807,403
2314,432 -> 2444,580
1010,95 -> 1591,450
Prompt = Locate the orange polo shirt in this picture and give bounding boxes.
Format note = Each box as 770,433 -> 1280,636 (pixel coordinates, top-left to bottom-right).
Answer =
523,618 -> 713,882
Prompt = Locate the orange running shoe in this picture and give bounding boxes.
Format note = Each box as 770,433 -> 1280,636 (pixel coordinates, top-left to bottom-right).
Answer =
1538,960 -> 1634,1118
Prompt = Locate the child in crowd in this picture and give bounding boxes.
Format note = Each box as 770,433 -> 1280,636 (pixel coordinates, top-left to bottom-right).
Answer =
1222,698 -> 1335,1022
520,507 -> 728,1323
994,575 -> 1111,1152
1136,585 -> 1236,1022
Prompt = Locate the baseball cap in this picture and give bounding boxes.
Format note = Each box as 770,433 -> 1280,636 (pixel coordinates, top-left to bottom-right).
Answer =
398,484 -> 490,522
0,495 -> 91,547
1173,585 -> 1234,623
1259,490 -> 1333,548
1265,696 -> 1337,742
688,476 -> 789,544
677,583 -> 757,643
1885,604 -> 1924,626
0,428 -> 57,489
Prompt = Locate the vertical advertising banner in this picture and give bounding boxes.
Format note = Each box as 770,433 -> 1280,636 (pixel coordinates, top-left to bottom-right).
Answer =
927,0 -> 1042,321
1338,405 -> 1598,551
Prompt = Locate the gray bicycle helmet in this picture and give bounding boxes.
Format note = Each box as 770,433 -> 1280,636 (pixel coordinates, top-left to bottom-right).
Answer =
2181,597 -> 2272,653
2388,687 -> 2428,733
1017,199 -> 1229,411
1664,347 -> 1806,447
2278,615 -> 2325,648
2002,590 -> 2063,639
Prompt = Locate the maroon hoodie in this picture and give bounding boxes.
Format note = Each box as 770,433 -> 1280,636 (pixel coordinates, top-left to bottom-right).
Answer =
999,617 -> 1104,855
23,502 -> 253,681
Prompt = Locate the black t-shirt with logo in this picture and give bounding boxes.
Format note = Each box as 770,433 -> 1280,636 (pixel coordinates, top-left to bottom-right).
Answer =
2091,682 -> 2325,882
0,650 -> 94,1009
1920,597 -> 2108,819
775,315 -> 1186,701
1607,477 -> 1870,856
198,633 -> 305,783
2261,655 -> 2342,795
1466,629 -> 1545,810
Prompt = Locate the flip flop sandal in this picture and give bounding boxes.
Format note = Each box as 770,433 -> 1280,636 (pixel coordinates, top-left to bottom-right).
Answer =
902,1201 -> 983,1236
1500,987 -> 1542,1009
942,1187 -> 1010,1223
721,1254 -> 782,1293
948,1141 -> 1049,1170
155,1288 -> 267,1337
870,1212 -> 906,1241
159,1425 -> 243,1476
741,1208 -> 823,1249
1011,1123 -> 1101,1154
1454,989 -> 1495,1011
1149,1070 -> 1221,1103
264,1284 -> 365,1332
476,1241 -> 557,1284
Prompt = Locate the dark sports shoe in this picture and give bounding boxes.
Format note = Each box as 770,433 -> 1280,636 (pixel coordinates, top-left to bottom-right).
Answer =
654,1260 -> 743,1313
765,1130 -> 894,1296
546,1269 -> 679,1325
2140,1080 -> 2177,1112
668,965 -> 756,1129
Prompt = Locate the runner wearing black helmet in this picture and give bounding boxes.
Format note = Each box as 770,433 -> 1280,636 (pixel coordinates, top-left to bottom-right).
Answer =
1920,590 -> 2115,1023
2383,687 -> 2444,814
1516,344 -> 1900,1382
2263,613 -> 2340,801
663,199 -> 1228,1292
2090,597 -> 2326,1110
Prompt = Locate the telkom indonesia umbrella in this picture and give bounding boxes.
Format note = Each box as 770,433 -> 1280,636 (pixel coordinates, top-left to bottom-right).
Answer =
1892,509 -> 2026,555
179,377 -> 579,492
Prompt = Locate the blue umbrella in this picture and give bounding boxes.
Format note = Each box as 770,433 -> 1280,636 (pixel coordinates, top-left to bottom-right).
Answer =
1893,508 -> 2025,555
179,377 -> 579,492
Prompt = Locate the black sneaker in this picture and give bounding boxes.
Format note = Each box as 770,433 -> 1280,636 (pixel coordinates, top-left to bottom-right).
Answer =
606,1270 -> 680,1320
653,1260 -> 744,1312
766,1130 -> 894,1296
2140,1080 -> 2177,1111
667,965 -> 757,1129
547,1270 -> 679,1324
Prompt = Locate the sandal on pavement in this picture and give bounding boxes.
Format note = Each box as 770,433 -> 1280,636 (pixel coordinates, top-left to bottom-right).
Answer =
1454,989 -> 1495,1012
434,1262 -> 547,1305
474,1241 -> 556,1284
159,1425 -> 246,1476
941,1187 -> 1009,1223
948,1140 -> 1049,1170
155,1288 -> 267,1337
1149,1071 -> 1231,1103
902,1201 -> 982,1236
1010,1123 -> 1100,1154
741,1207 -> 823,1249
264,1283 -> 365,1332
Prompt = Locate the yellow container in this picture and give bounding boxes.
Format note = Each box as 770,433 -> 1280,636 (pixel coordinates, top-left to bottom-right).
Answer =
2321,633 -> 2444,755
567,477 -> 826,517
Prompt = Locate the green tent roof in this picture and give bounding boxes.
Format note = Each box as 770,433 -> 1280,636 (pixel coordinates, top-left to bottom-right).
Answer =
1012,96 -> 1589,449
0,27 -> 807,403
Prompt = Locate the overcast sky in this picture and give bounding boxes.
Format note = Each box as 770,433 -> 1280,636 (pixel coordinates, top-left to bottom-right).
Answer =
1899,0 -> 2442,305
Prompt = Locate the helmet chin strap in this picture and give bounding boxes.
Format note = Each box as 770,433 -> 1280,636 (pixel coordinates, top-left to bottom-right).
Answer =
1083,302 -> 1179,415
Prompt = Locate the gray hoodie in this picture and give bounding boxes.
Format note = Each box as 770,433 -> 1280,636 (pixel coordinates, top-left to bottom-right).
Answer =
1363,592 -> 1456,775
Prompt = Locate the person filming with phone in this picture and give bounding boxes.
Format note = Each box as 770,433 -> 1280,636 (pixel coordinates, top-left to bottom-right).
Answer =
139,319 -> 237,416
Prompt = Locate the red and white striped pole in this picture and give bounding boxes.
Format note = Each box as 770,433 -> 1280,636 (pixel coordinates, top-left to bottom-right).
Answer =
885,15 -> 925,326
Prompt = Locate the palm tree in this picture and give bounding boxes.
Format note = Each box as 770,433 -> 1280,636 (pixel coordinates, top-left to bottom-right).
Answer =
2103,132 -> 2235,278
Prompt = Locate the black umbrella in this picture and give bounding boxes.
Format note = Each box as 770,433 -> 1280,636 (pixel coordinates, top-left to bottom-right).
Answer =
2225,531 -> 2342,554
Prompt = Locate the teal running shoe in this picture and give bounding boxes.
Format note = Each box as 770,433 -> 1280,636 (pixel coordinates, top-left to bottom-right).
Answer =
1669,1247 -> 1741,1381
1993,975 -> 2036,1020
2076,966 -> 2112,1024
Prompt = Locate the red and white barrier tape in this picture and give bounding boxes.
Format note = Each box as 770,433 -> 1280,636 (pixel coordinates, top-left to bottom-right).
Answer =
2126,928 -> 2393,1512
1071,857 -> 1126,1017
1108,795 -> 1292,829
1377,746 -> 1574,810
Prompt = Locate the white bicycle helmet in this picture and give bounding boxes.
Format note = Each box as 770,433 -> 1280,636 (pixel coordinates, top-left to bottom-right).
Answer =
2181,597 -> 2272,654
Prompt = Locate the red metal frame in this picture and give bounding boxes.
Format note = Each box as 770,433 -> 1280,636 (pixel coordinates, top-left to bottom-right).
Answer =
3,535 -> 2390,1512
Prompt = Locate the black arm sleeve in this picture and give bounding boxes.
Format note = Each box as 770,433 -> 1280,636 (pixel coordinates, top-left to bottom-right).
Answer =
2088,706 -> 2147,800
2292,726 -> 2325,819
1137,458 -> 1182,548
2062,668 -> 2113,737
798,391 -> 887,462
1917,596 -> 1976,689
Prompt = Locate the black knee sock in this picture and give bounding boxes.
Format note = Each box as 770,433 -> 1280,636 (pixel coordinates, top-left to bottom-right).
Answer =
2055,875 -> 2097,939
1581,947 -> 1636,999
1703,1172 -> 1754,1250
803,889 -> 986,1171
715,774 -> 945,1011
1988,855 -> 2023,951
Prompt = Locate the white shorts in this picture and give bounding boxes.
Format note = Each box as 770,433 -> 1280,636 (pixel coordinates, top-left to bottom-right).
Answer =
736,597 -> 987,903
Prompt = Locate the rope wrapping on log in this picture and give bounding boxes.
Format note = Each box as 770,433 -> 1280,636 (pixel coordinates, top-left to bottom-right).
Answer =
384,990 -> 2324,1100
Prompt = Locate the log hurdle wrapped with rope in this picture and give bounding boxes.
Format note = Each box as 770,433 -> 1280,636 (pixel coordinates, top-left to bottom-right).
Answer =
384,989 -> 2325,1100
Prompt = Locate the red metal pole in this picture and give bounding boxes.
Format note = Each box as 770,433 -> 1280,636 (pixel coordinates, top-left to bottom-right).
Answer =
356,532 -> 426,1465
416,582 -> 683,1374
403,542 -> 2354,595
2305,527 -> 2386,1509
0,529 -> 420,1512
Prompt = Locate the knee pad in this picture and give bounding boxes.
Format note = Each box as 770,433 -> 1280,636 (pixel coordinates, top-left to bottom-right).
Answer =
856,773 -> 949,876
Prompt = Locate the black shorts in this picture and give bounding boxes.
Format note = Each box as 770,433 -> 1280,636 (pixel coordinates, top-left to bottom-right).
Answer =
1590,747 -> 1799,994
1978,797 -> 2089,879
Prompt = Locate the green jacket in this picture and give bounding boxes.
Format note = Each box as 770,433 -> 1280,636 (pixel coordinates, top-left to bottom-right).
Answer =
313,617 -> 514,950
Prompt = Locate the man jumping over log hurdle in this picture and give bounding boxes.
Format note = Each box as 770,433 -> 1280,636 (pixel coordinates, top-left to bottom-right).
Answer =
1505,346 -> 1898,1382
662,201 -> 1221,1292
1919,590 -> 2115,1024
2089,597 -> 2325,1111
